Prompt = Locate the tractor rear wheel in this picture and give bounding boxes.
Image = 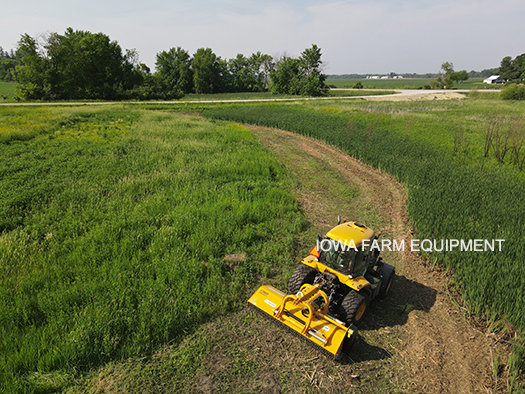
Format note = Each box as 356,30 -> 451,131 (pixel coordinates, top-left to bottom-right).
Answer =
339,290 -> 369,326
288,264 -> 317,294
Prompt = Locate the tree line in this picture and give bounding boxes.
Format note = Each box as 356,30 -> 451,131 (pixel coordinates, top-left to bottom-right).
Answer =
0,47 -> 17,82
0,28 -> 326,100
499,54 -> 525,82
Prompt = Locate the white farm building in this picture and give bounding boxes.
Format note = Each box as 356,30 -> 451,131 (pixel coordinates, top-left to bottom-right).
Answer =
483,75 -> 504,84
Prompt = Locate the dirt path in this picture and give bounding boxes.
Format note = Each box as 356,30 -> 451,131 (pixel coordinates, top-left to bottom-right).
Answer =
246,125 -> 498,393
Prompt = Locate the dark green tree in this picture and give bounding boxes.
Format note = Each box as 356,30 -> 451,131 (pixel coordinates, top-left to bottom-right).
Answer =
436,61 -> 455,89
247,52 -> 273,92
155,47 -> 193,96
299,44 -> 327,96
499,56 -> 513,80
192,48 -> 220,94
228,53 -> 251,92
259,53 -> 274,90
46,28 -> 131,99
15,34 -> 48,99
451,70 -> 469,84
269,44 -> 326,96
499,54 -> 525,82
270,56 -> 302,95
15,28 -> 141,100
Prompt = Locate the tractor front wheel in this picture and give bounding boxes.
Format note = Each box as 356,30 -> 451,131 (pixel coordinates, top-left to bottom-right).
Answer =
288,264 -> 317,294
339,290 -> 369,326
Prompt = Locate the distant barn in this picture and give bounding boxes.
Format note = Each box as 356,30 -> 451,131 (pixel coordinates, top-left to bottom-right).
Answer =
483,75 -> 504,84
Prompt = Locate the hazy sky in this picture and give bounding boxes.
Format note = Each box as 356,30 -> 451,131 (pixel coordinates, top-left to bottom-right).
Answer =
2,0 -> 524,74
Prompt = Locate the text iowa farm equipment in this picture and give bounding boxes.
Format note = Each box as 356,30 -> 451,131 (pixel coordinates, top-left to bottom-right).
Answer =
248,218 -> 395,360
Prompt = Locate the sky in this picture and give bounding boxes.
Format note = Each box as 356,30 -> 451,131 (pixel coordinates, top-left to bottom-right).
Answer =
1,0 -> 524,74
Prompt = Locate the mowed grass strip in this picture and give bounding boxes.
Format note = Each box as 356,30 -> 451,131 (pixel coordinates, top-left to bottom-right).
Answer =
0,106 -> 306,393
201,101 -> 525,331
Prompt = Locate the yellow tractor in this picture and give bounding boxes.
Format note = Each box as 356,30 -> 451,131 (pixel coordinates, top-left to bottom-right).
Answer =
248,218 -> 395,360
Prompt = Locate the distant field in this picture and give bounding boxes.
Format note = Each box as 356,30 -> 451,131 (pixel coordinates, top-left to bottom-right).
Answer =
0,82 -> 17,100
326,77 -> 490,90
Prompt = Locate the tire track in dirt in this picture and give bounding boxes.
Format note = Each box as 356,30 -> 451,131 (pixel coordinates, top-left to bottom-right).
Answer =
249,125 -> 497,393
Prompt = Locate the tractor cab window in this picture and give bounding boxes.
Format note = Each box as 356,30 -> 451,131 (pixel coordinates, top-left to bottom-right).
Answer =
352,248 -> 367,277
319,239 -> 356,275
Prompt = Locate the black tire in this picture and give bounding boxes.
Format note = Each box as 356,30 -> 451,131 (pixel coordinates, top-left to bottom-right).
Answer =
339,290 -> 369,326
287,264 -> 317,294
379,264 -> 395,299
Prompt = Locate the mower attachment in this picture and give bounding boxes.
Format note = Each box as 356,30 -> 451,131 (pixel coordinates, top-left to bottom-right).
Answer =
248,283 -> 357,360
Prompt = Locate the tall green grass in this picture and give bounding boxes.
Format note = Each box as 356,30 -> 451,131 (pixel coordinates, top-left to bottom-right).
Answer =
0,106 -> 306,392
202,101 -> 525,331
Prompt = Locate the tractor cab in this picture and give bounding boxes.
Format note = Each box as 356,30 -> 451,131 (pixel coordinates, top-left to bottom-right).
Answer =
313,221 -> 376,281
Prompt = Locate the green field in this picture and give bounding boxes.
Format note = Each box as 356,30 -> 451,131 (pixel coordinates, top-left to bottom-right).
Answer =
0,82 -> 17,100
0,105 -> 308,392
2,94 -> 525,392
326,77 -> 491,90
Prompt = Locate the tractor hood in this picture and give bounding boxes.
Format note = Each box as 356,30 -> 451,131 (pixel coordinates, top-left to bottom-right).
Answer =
325,221 -> 375,248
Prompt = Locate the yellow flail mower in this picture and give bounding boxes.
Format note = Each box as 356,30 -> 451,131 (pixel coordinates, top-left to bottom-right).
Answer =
248,218 -> 395,360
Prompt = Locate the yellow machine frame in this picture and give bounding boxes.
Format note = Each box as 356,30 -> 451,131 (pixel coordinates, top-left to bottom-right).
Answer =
248,220 -> 386,359
248,283 -> 357,360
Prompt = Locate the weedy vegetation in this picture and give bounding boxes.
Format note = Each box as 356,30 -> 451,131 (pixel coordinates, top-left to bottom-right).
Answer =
0,105 -> 307,392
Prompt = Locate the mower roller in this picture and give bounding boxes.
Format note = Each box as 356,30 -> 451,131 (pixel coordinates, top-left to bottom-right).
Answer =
248,217 -> 395,360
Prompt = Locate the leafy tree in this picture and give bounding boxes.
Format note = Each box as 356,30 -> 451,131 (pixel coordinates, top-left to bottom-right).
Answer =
0,46 -> 19,82
224,52 -> 272,92
215,57 -> 231,93
270,55 -> 302,95
15,28 -> 143,100
499,56 -> 514,81
441,61 -> 454,88
46,28 -> 132,99
259,53 -> 274,90
499,54 -> 525,82
155,47 -> 193,96
0,58 -> 17,82
299,44 -> 327,96
270,44 -> 327,96
451,70 -> 469,84
435,61 -> 456,89
228,53 -> 252,92
192,48 -> 220,94
15,34 -> 48,99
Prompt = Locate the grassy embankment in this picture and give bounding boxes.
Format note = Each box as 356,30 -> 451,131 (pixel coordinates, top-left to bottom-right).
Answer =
0,105 -> 308,393
202,96 -> 525,388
